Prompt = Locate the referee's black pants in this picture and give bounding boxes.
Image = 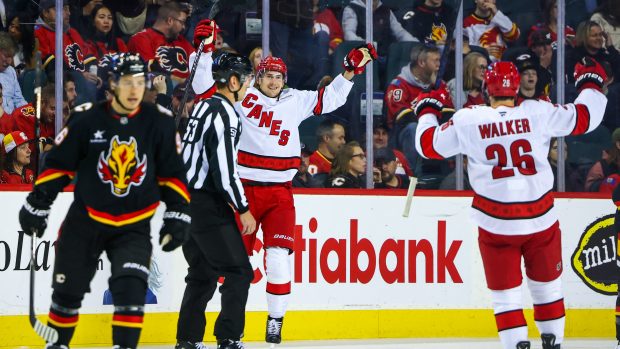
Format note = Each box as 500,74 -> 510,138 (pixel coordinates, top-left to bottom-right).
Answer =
176,191 -> 254,342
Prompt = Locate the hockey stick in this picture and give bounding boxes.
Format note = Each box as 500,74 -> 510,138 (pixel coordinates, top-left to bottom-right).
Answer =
33,51 -> 41,178
175,39 -> 206,129
29,233 -> 59,343
402,176 -> 418,217
28,51 -> 60,344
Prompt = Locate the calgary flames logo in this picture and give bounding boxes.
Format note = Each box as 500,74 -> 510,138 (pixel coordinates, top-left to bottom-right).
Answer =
155,46 -> 188,74
65,43 -> 85,72
20,104 -> 35,118
427,23 -> 448,43
97,136 -> 147,197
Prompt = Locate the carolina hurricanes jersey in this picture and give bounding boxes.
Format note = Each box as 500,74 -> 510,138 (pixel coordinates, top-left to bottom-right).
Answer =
308,150 -> 332,175
128,28 -> 195,81
416,89 -> 607,235
463,11 -> 520,61
236,75 -> 353,182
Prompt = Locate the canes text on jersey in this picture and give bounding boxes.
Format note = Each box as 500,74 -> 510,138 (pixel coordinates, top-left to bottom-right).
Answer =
241,94 -> 291,146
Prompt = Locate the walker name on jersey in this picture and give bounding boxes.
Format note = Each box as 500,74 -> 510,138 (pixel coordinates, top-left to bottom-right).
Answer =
248,218 -> 463,285
478,118 -> 531,140
241,93 -> 291,146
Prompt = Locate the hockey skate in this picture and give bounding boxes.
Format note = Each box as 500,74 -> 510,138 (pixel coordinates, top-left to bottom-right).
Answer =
541,333 -> 560,349
266,316 -> 283,345
216,339 -> 244,349
516,341 -> 531,349
615,340 -> 620,349
175,341 -> 209,349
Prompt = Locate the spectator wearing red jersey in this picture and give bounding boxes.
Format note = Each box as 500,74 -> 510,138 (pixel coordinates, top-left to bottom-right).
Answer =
385,45 -> 452,171
313,0 -> 344,54
35,0 -> 99,103
308,119 -> 346,176
529,0 -> 576,50
9,85 -> 57,154
0,131 -> 34,184
84,4 -> 129,65
128,2 -> 194,84
463,0 -> 520,62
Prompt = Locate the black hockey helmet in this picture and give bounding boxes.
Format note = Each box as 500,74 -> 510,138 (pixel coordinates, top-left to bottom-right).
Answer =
212,52 -> 253,84
112,53 -> 147,78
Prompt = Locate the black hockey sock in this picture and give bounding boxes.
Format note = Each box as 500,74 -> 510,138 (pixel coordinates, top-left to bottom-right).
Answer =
112,305 -> 144,348
110,277 -> 147,349
47,302 -> 79,345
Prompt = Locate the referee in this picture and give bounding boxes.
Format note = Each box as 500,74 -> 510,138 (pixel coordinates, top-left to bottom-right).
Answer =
176,51 -> 256,349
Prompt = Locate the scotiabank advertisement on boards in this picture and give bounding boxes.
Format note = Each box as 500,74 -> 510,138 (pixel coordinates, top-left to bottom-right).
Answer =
0,191 -> 616,315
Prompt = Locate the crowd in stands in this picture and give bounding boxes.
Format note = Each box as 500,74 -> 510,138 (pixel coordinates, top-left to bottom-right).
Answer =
0,0 -> 618,193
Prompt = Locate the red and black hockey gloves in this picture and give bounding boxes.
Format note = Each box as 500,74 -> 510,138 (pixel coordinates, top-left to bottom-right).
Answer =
413,88 -> 450,119
159,208 -> 191,252
574,57 -> 607,93
343,43 -> 378,75
193,19 -> 217,53
19,191 -> 52,238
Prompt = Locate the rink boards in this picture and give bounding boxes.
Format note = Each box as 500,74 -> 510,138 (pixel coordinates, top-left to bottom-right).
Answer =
0,188 -> 616,347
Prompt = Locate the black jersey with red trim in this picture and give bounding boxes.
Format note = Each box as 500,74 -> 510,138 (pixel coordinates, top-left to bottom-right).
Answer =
34,101 -> 189,227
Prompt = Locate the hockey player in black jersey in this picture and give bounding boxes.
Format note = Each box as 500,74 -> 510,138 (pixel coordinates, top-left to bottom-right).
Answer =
176,34 -> 256,349
19,53 -> 191,349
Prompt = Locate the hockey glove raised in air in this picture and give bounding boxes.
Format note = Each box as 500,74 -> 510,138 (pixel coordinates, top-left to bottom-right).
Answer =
574,57 -> 607,93
193,19 -> 217,53
343,43 -> 378,75
413,88 -> 450,120
19,190 -> 52,238
159,207 -> 191,252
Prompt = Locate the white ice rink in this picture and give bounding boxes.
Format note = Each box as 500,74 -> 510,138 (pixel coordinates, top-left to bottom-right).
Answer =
63,339 -> 616,349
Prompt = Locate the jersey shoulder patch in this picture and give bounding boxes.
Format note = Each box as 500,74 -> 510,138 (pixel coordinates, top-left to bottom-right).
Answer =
72,102 -> 93,113
157,104 -> 173,117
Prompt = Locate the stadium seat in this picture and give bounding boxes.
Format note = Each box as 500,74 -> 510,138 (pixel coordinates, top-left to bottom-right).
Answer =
19,69 -> 47,104
299,115 -> 323,152
331,40 -> 380,91
385,41 -> 421,89
510,11 -> 544,47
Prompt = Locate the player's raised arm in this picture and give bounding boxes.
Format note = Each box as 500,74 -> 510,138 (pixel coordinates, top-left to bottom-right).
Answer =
414,87 -> 461,160
539,57 -> 608,137
188,19 -> 217,98
297,43 -> 378,120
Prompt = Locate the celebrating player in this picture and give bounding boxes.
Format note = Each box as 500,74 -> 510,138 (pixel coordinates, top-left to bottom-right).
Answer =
190,23 -> 377,344
415,58 -> 608,349
176,52 -> 256,349
19,53 -> 191,349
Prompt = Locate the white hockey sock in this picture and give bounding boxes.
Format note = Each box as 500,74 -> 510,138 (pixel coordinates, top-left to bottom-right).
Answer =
527,277 -> 565,344
492,285 -> 528,349
265,247 -> 291,318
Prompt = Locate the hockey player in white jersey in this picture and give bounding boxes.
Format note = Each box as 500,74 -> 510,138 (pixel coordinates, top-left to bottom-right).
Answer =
190,36 -> 377,344
415,58 -> 608,349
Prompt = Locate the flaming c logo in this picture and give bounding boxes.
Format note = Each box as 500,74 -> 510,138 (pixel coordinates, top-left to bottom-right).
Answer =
428,23 -> 448,43
155,46 -> 189,74
97,136 -> 147,197
20,104 -> 35,117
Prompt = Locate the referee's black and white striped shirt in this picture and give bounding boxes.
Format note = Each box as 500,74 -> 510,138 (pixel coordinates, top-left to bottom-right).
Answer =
181,93 -> 249,213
